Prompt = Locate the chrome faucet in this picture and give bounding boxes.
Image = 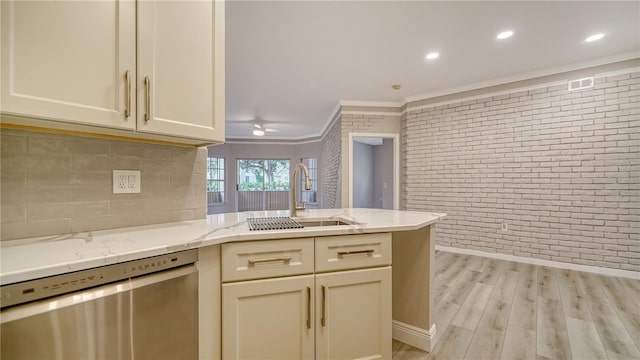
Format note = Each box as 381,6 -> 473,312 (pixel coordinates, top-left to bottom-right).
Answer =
291,163 -> 311,217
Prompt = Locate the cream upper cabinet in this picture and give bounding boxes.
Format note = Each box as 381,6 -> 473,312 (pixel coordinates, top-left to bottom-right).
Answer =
0,0 -> 136,130
136,0 -> 224,141
315,267 -> 392,360
1,0 -> 225,145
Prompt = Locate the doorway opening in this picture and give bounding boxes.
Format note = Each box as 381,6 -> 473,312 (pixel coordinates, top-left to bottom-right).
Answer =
348,133 -> 400,209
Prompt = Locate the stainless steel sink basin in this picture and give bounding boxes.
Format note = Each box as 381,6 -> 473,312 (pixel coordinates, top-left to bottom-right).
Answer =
295,219 -> 354,227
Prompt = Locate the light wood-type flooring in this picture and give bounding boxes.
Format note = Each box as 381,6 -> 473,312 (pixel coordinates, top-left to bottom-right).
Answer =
392,250 -> 640,360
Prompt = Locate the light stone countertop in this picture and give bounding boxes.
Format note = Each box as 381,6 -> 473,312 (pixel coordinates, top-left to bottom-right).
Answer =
0,208 -> 446,285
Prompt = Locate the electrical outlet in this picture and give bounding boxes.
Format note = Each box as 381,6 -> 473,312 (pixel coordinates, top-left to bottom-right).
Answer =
501,223 -> 508,231
113,170 -> 141,194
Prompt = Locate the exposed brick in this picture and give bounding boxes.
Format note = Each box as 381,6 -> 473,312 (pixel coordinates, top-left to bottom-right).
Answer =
403,71 -> 640,271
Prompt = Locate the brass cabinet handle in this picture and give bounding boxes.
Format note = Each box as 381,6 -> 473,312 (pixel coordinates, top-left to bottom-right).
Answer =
337,249 -> 374,256
144,76 -> 150,122
125,70 -> 131,117
247,256 -> 292,265
306,287 -> 311,329
321,285 -> 326,327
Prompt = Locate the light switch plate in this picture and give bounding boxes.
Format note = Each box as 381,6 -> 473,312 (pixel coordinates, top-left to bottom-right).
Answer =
113,170 -> 141,194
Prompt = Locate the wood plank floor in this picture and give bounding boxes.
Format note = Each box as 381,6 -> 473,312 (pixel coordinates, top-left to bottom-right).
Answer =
392,250 -> 640,360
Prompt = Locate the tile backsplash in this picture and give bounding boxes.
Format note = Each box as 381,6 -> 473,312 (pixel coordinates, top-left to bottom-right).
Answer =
1,129 -> 207,241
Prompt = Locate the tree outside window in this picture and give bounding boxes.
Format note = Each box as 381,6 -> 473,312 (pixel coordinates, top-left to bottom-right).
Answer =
238,159 -> 290,191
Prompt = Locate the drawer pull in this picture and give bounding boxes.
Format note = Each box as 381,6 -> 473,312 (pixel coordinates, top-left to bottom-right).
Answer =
144,76 -> 150,122
321,285 -> 326,327
337,249 -> 374,256
124,70 -> 131,117
306,287 -> 311,329
247,256 -> 292,265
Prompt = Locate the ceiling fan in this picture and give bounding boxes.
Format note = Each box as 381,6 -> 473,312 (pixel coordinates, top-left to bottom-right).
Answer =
227,119 -> 281,137
251,121 -> 280,136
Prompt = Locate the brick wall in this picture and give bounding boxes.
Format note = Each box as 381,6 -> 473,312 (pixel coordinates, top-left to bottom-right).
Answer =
403,71 -> 640,271
1,129 -> 207,240
320,117 -> 341,208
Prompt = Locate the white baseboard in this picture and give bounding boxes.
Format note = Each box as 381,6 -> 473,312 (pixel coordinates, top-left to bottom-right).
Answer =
435,245 -> 640,280
392,320 -> 436,352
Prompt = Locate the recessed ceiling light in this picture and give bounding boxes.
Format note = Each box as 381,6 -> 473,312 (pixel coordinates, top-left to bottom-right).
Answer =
252,129 -> 265,136
426,52 -> 440,60
585,33 -> 605,42
497,30 -> 514,40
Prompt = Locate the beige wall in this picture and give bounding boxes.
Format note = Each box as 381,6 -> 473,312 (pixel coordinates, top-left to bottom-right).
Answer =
1,129 -> 207,241
403,70 -> 640,271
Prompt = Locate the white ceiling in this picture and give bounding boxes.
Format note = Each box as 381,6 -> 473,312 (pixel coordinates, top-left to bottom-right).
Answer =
225,1 -> 640,140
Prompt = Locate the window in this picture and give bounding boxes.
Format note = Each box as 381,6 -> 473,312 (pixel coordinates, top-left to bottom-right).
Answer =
237,159 -> 290,211
207,157 -> 225,204
299,158 -> 317,204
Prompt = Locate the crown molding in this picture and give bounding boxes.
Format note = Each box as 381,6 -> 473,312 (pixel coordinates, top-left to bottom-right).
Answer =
225,53 -> 639,144
405,51 -> 639,104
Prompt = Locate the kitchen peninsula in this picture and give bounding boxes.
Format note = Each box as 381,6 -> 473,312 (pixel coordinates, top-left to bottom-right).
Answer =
1,208 -> 445,358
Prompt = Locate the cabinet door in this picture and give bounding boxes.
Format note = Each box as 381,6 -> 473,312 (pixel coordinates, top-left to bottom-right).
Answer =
137,0 -> 224,142
1,0 -> 136,129
316,267 -> 392,360
222,275 -> 314,360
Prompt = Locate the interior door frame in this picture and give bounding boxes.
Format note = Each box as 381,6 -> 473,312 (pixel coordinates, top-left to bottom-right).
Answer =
348,133 -> 400,210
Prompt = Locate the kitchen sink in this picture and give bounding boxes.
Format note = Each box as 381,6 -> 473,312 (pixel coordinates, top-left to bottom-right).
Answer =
295,219 -> 355,227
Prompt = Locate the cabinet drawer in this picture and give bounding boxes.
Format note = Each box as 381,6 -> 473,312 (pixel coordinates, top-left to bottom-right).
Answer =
315,233 -> 391,272
222,238 -> 314,282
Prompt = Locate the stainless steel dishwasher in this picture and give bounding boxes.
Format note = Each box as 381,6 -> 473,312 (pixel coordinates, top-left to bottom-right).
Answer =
0,249 -> 199,359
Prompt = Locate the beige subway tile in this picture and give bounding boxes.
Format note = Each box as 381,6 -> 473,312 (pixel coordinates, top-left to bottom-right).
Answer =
171,147 -> 197,162
1,134 -> 27,154
170,196 -> 206,210
72,201 -> 110,218
1,205 -> 27,223
143,209 -> 195,225
25,188 -> 72,204
28,171 -> 72,188
141,159 -> 173,175
71,172 -> 111,188
28,136 -> 72,154
111,141 -> 145,158
72,155 -> 140,172
28,203 -> 73,221
72,137 -> 111,156
1,219 -> 71,241
143,144 -> 172,160
72,186 -> 115,202
109,199 -> 144,216
1,170 -> 27,190
71,214 -> 143,233
194,207 -> 207,219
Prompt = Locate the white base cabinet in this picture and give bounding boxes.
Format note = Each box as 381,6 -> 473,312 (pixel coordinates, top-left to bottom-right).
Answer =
316,267 -> 392,360
222,275 -> 315,360
221,234 -> 392,360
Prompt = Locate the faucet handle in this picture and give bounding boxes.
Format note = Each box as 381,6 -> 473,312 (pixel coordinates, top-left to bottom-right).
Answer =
295,201 -> 307,211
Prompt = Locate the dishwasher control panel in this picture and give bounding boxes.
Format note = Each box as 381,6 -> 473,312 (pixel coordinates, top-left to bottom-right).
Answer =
1,249 -> 198,309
